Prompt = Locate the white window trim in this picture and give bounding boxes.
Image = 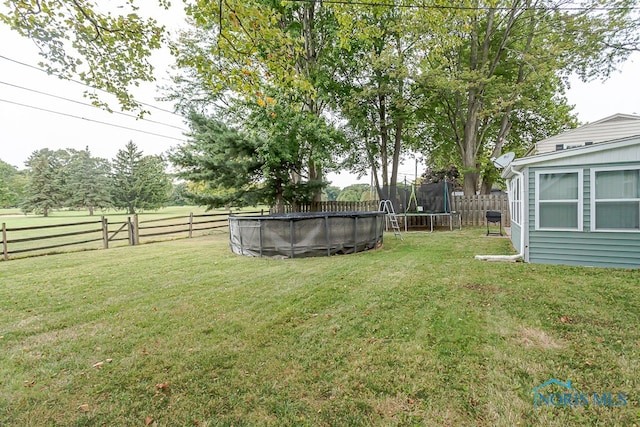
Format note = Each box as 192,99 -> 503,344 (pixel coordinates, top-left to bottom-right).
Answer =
590,165 -> 640,233
508,176 -> 522,226
535,169 -> 583,231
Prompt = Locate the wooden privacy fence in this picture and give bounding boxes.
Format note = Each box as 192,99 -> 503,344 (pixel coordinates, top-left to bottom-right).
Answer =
451,194 -> 510,227
281,196 -> 509,228
1,210 -> 262,261
278,200 -> 379,213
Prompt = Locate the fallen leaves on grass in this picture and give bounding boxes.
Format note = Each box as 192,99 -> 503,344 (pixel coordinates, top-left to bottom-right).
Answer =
155,382 -> 169,391
78,403 -> 90,412
23,380 -> 35,387
517,327 -> 564,350
559,315 -> 574,324
92,359 -> 112,368
144,416 -> 154,425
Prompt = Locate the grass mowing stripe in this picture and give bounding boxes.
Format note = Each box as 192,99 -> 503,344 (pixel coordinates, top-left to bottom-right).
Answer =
0,229 -> 638,425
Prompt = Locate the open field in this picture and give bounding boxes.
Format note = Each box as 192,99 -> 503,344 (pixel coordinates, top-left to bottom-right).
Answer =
0,229 -> 638,426
0,206 -> 265,260
0,206 -> 264,229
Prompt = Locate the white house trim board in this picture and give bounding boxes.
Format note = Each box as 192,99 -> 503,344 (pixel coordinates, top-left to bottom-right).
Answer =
507,175 -> 522,226
589,165 -> 640,233
534,169 -> 584,232
502,135 -> 640,179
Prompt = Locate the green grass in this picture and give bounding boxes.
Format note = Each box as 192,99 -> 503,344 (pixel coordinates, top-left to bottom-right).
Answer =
0,229 -> 638,426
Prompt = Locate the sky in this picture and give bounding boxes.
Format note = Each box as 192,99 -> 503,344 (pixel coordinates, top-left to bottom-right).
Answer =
1,6 -> 639,189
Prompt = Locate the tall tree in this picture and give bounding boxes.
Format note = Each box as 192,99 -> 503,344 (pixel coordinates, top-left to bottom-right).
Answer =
111,141 -> 171,214
170,0 -> 347,209
21,149 -> 67,216
66,147 -> 112,215
415,0 -> 639,194
330,2 -> 426,201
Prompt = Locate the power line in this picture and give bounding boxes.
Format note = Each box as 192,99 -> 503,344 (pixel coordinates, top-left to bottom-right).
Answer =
0,54 -> 182,117
284,0 -> 640,11
0,81 -> 188,132
0,98 -> 187,142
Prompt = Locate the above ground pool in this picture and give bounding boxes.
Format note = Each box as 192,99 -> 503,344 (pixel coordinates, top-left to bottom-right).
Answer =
228,211 -> 385,258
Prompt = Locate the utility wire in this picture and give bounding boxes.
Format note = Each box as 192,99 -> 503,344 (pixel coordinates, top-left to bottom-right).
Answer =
284,0 -> 640,11
0,98 -> 186,142
0,81 -> 188,132
0,54 -> 181,117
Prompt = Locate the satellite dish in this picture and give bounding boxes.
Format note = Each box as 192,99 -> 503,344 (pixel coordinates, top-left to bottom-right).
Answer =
491,152 -> 515,169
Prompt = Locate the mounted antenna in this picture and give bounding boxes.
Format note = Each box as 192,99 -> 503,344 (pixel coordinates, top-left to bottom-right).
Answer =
491,152 -> 515,169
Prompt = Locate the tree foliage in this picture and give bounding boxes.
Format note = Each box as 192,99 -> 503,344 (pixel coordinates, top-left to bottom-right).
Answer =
110,141 -> 171,214
171,112 -> 338,211
66,147 -> 112,215
413,1 -> 639,194
337,184 -> 372,202
21,149 -> 67,216
329,2 -> 428,201
0,159 -> 27,208
170,0 -> 348,210
322,186 -> 341,202
0,0 -> 167,113
5,0 -> 640,197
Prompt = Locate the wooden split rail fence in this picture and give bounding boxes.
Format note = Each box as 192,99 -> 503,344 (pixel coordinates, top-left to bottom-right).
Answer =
1,210 -> 262,261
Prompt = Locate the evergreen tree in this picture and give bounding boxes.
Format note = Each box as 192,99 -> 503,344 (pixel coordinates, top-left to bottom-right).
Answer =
21,149 -> 67,216
66,147 -> 112,215
110,141 -> 171,214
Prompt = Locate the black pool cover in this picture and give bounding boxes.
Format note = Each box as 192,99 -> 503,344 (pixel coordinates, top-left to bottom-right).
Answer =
228,211 -> 385,258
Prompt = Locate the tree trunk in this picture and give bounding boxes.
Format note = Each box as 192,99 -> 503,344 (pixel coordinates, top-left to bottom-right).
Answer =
389,117 -> 403,203
462,98 -> 481,195
378,92 -> 389,194
480,179 -> 493,195
89,206 -> 95,216
274,180 -> 285,214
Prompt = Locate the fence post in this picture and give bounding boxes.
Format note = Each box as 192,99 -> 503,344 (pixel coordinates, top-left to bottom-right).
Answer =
133,214 -> 139,245
188,212 -> 193,238
2,222 -> 8,261
102,216 -> 109,249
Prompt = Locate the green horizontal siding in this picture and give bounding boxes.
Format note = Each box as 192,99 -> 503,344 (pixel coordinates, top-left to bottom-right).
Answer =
529,231 -> 640,268
527,164 -> 640,269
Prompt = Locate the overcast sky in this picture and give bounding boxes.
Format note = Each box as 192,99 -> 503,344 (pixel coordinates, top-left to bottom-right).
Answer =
1,7 -> 639,188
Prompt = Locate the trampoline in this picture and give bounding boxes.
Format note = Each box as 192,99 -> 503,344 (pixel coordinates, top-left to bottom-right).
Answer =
228,211 -> 385,258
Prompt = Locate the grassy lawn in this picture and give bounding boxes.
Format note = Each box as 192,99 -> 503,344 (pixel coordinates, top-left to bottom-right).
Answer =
0,229 -> 638,426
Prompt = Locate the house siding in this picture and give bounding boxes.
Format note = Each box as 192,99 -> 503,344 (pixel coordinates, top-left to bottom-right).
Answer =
535,116 -> 640,154
527,165 -> 640,269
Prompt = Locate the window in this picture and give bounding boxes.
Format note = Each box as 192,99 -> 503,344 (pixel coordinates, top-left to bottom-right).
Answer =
508,176 -> 522,225
535,170 -> 582,230
591,167 -> 640,231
